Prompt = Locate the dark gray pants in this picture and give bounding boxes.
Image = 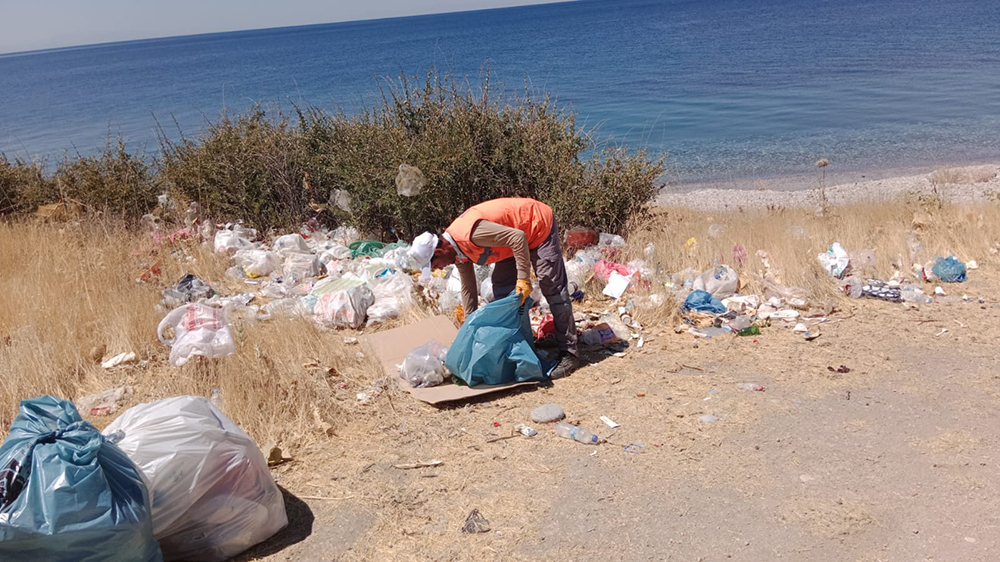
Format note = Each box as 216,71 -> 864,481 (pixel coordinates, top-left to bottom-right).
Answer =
493,221 -> 578,357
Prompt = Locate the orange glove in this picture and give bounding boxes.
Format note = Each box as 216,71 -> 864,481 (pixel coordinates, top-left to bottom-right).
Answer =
454,304 -> 466,324
515,279 -> 532,305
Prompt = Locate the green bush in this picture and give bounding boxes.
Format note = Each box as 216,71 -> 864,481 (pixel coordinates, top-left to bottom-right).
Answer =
300,72 -> 664,239
158,108 -> 310,230
0,157 -> 57,216
55,139 -> 158,223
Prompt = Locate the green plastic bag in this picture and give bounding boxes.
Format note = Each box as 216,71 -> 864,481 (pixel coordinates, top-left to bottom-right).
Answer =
349,240 -> 385,258
0,396 -> 162,562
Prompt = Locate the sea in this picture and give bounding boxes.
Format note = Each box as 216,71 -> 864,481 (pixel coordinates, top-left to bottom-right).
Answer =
2,0 -> 999,187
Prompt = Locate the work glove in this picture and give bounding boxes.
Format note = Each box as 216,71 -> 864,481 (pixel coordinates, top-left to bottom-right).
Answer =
454,304 -> 466,324
515,279 -> 532,306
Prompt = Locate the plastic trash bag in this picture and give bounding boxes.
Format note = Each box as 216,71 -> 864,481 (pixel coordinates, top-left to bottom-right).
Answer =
598,233 -> 626,248
445,293 -> 549,386
104,396 -> 287,562
273,233 -> 309,256
818,242 -> 850,278
319,244 -> 353,264
367,272 -> 414,325
282,252 -> 323,279
395,164 -> 427,197
692,265 -> 738,299
157,303 -> 236,367
400,341 -> 450,388
932,256 -> 967,283
234,249 -> 280,278
349,240 -> 385,259
214,230 -> 250,254
683,290 -> 727,314
0,396 -> 162,562
313,285 -> 375,328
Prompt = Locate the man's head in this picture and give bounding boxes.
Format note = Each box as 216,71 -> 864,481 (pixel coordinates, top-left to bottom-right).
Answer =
431,241 -> 457,270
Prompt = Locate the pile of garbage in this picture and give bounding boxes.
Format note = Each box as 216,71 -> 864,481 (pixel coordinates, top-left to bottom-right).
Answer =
0,395 -> 286,561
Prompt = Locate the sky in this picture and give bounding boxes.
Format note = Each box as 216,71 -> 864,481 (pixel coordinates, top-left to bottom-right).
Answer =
0,0 -> 563,55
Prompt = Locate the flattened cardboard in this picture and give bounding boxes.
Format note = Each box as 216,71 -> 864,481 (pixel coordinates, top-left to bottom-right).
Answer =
361,315 -> 537,405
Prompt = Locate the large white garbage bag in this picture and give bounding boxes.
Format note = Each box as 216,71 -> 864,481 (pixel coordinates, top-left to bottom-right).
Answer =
104,396 -> 287,562
157,303 -> 236,367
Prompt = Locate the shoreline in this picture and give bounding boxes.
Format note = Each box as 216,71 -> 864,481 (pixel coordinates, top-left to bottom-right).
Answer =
658,162 -> 1000,211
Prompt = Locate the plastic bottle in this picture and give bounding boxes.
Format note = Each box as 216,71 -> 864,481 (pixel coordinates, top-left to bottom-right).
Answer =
737,326 -> 761,337
556,422 -> 598,444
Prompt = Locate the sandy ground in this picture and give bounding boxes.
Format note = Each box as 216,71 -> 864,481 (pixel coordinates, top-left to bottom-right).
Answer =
658,164 -> 1000,210
236,264 -> 1000,561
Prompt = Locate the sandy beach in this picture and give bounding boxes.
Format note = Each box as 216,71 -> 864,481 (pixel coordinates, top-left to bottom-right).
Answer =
658,163 -> 1000,210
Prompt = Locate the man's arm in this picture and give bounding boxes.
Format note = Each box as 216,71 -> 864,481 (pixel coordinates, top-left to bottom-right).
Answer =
470,220 -> 531,280
456,261 -> 479,313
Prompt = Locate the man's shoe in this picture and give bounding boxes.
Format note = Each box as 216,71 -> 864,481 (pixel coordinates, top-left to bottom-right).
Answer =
550,354 -> 579,379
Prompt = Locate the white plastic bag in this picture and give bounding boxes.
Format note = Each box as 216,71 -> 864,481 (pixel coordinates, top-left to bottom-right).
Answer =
400,341 -> 450,387
157,303 -> 236,367
331,226 -> 360,247
103,396 -> 287,562
313,285 -> 375,328
602,271 -> 634,299
395,164 -> 427,197
214,230 -> 250,254
692,265 -> 738,299
273,233 -> 309,256
282,252 -> 323,279
367,273 -> 414,325
318,244 -> 353,264
818,242 -> 850,278
598,233 -> 626,248
234,249 -> 280,278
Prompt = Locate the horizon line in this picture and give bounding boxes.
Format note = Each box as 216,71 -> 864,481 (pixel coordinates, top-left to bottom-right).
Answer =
0,0 -> 580,58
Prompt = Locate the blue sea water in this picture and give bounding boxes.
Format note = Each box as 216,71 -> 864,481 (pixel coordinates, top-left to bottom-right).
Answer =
1,0 -> 999,185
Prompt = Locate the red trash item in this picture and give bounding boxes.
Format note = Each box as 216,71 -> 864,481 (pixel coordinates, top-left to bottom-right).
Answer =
536,314 -> 555,342
564,227 -> 598,253
593,260 -> 631,282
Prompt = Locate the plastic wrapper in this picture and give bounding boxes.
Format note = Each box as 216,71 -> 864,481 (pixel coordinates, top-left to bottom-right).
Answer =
818,242 -> 850,278
932,256 -> 967,283
162,273 -> 215,308
395,164 -> 427,196
367,273 -> 414,325
157,303 -> 236,367
400,341 -> 450,388
103,396 -> 287,562
0,396 -> 162,562
273,233 -> 309,256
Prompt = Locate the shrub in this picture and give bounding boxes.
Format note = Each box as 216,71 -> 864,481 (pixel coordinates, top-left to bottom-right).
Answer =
300,71 -> 664,239
158,108 -> 310,230
56,139 -> 158,223
0,157 -> 57,216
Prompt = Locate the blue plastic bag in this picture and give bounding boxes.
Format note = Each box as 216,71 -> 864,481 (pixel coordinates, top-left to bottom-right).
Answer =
932,256 -> 967,283
683,289 -> 727,314
445,293 -> 549,386
0,396 -> 162,562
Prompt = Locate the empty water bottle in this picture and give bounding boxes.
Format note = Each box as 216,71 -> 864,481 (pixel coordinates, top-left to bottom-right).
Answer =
556,422 -> 598,444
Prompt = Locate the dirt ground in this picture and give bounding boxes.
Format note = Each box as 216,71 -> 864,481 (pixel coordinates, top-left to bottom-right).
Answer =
234,271 -> 1000,561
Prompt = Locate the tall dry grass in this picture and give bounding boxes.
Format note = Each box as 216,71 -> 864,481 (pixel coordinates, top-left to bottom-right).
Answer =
0,219 -> 382,448
4,195 -> 1000,444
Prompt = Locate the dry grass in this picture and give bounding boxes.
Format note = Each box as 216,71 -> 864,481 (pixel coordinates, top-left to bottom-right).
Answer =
929,165 -> 998,186
3,194 -> 1000,448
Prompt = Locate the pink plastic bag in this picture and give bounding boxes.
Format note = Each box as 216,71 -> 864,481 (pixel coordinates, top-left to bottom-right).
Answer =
593,260 -> 631,282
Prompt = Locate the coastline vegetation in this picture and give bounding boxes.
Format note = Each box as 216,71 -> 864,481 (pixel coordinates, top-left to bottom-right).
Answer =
1,71 -> 665,237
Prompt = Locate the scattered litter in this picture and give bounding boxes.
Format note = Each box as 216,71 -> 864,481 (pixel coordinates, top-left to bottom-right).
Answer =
462,509 -> 491,534
827,365 -> 851,373
792,323 -> 808,333
76,386 -> 133,416
818,242 -> 850,278
599,415 -> 620,428
699,414 -> 719,423
623,443 -> 645,454
934,286 -> 946,296
967,260 -> 979,270
392,460 -> 443,470
602,271 -> 634,299
101,351 -> 137,369
736,383 -> 764,391
514,424 -> 538,437
157,303 -> 236,367
935,328 -> 949,337
556,422 -> 598,444
932,256 -> 967,283
799,474 -> 816,483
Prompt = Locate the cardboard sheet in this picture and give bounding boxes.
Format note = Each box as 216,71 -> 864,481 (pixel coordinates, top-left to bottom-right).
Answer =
361,315 -> 538,405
